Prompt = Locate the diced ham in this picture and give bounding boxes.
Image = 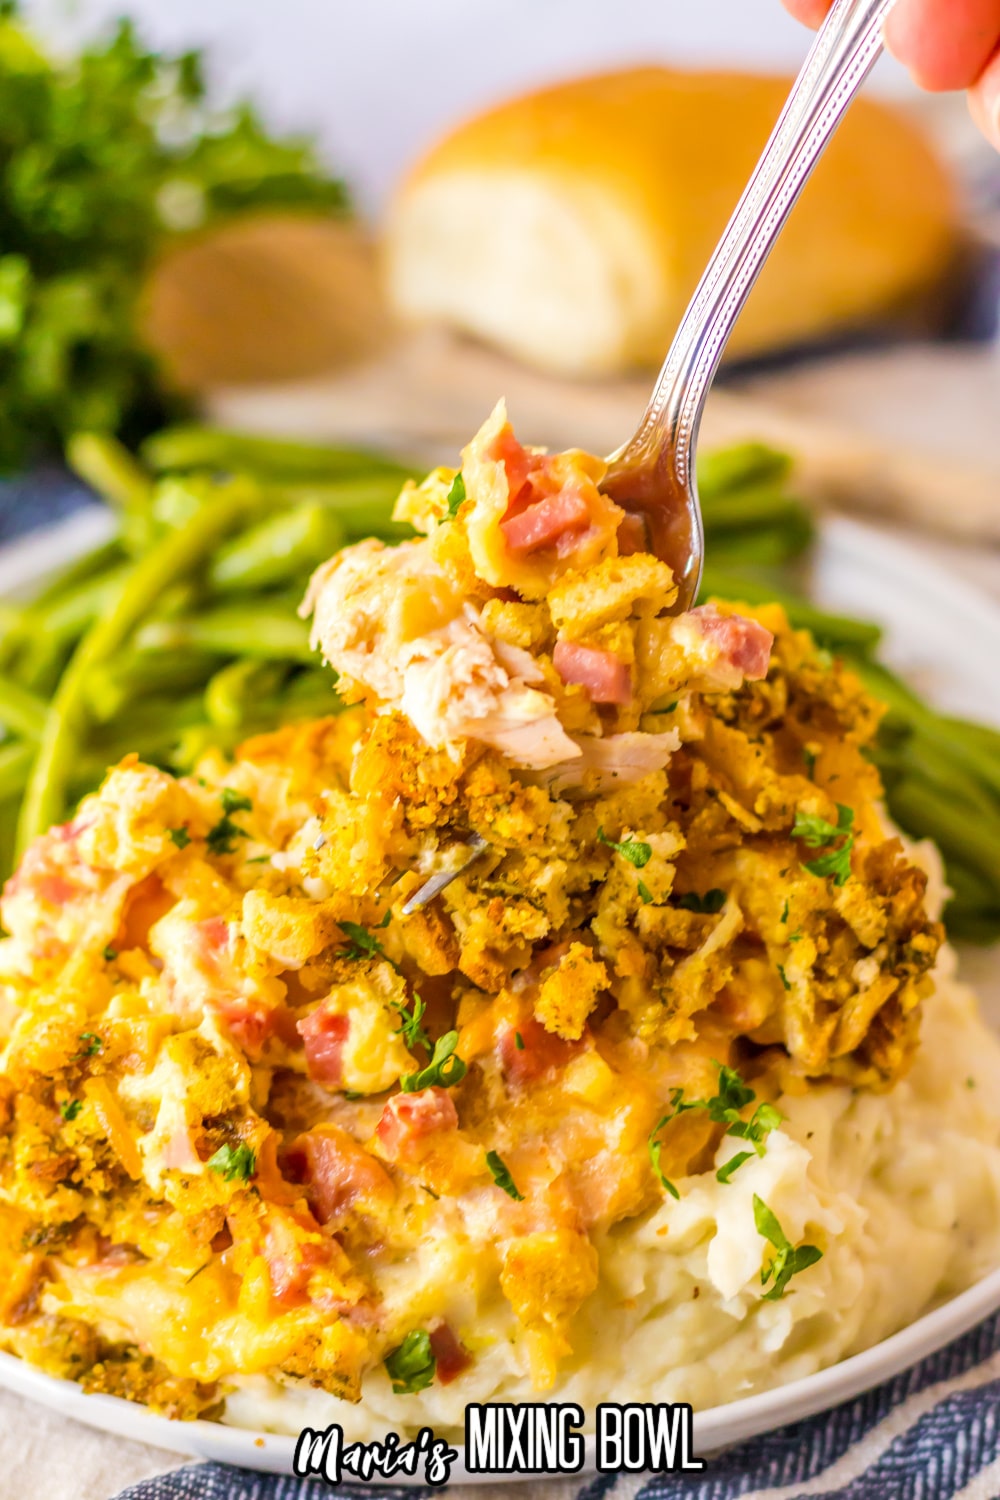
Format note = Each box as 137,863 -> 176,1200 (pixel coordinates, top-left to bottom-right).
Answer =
687,607 -> 773,681
261,1209 -> 332,1305
213,993 -> 283,1057
285,1125 -> 394,1226
553,642 -> 632,705
297,1002 -> 350,1089
376,1087 -> 458,1163
429,1322 -> 472,1384
500,491 -> 591,556
499,1018 -> 578,1085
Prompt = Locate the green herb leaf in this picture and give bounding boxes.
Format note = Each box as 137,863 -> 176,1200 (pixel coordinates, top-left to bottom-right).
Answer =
637,879 -> 654,905
400,1030 -> 467,1092
384,1329 -> 436,1394
206,1142 -> 256,1183
648,1064 -> 783,1195
206,815 -> 249,856
59,1098 -> 82,1122
753,1193 -> 823,1300
794,804 -> 855,888
597,827 -> 653,869
802,747 -> 818,778
74,1032 -> 102,1059
716,1150 -> 754,1184
514,1031 -> 525,1051
777,964 -> 791,992
443,472 -> 466,521
220,788 -> 252,814
485,1150 -> 524,1201
338,919 -> 390,964
168,826 -> 190,849
676,889 -> 727,914
102,945 -> 117,962
803,842 -> 854,887
392,993 -> 431,1052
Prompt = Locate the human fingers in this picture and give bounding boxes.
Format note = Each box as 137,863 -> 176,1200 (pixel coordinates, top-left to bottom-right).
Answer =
885,0 -> 1000,91
968,45 -> 1000,150
779,0 -> 833,27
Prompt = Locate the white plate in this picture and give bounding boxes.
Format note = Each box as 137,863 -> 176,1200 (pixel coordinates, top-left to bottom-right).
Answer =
0,509 -> 998,1480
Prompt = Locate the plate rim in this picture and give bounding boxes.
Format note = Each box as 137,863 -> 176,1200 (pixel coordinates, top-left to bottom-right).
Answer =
0,508 -> 998,1480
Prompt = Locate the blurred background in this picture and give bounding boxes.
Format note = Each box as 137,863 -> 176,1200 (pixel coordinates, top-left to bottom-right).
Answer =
23,0 -> 936,213
0,0 -> 998,956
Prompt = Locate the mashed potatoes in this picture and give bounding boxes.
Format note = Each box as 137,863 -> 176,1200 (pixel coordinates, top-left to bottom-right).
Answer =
0,405 -> 995,1440
226,959 -> 1000,1439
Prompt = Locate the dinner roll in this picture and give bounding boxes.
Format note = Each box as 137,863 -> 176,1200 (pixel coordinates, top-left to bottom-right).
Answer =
384,68 -> 958,376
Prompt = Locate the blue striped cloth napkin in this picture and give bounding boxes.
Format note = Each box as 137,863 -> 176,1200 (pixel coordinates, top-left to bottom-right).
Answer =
111,1312 -> 1000,1500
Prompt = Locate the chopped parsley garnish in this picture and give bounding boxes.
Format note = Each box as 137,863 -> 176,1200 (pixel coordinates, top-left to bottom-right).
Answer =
486,1150 -> 524,1201
777,964 -> 791,992
392,993 -> 431,1052
792,805 -> 854,848
793,804 -> 855,888
597,827 -> 652,869
753,1194 -> 823,1300
400,1031 -> 467,1092
205,789 -> 254,855
676,889 -> 726,915
637,879 -> 654,905
206,1142 -> 256,1183
338,915 -> 393,965
514,1031 -> 525,1050
206,815 -> 249,856
442,472 -> 466,522
384,1329 -> 436,1394
220,788 -> 253,814
74,1032 -> 102,1060
648,1063 -> 783,1197
59,1099 -> 82,1122
650,701 -> 678,715
168,826 -> 191,849
780,900 -> 789,924
102,946 -> 118,962
802,747 -> 818,778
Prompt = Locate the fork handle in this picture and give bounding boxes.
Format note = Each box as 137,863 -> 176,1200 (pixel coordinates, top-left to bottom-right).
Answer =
624,0 -> 899,487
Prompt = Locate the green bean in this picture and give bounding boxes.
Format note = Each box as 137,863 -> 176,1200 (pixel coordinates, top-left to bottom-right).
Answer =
142,425 -> 417,483
266,478 -> 413,541
704,517 -> 815,569
66,432 -> 155,552
0,741 -> 34,800
17,479 -> 263,854
22,565 -> 131,649
85,649 -> 224,724
700,485 -> 813,535
209,504 -> 344,592
884,775 -> 1000,902
696,443 -> 793,501
31,539 -> 124,609
134,607 -> 313,663
204,660 -> 287,729
0,674 -> 47,740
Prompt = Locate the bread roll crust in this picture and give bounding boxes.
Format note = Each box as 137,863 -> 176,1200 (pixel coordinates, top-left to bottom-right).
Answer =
385,68 -> 957,375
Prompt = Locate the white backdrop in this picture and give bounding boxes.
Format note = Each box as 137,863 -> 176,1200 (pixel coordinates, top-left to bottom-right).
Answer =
25,0 -> 917,213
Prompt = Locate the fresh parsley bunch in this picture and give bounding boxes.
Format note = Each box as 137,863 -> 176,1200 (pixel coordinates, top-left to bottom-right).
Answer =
0,3 -> 347,469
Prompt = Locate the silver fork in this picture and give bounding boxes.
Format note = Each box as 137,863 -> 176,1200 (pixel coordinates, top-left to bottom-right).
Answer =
403,0 -> 897,914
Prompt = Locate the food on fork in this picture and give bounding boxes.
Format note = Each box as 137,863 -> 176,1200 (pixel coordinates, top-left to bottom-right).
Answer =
0,408 -> 998,1441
